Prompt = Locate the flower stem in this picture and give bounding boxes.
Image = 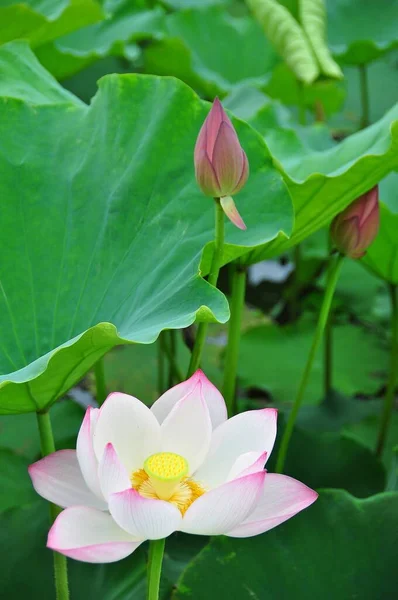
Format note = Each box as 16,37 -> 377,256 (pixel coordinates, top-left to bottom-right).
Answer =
276,253 -> 344,473
187,199 -> 225,377
359,64 -> 370,129
376,283 -> 398,457
324,244 -> 335,399
222,261 -> 246,416
147,539 -> 166,600
94,357 -> 107,406
36,410 -> 70,600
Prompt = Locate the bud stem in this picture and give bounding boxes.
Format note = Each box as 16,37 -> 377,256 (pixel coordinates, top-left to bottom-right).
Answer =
376,283 -> 398,457
222,261 -> 247,417
276,253 -> 344,473
187,200 -> 225,377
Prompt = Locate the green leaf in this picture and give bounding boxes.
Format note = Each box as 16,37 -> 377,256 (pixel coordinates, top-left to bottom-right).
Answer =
268,422 -> 386,497
0,42 -> 293,414
238,319 -> 388,405
0,399 -> 85,461
299,0 -> 343,79
36,3 -> 165,80
247,0 -> 319,83
0,0 -> 103,47
243,101 -> 398,263
295,389 -> 380,432
362,173 -> 398,283
0,40 -> 83,105
327,0 -> 398,65
143,7 -> 279,97
0,499 -> 206,599
174,490 -> 398,600
0,449 -> 36,510
344,412 -> 398,471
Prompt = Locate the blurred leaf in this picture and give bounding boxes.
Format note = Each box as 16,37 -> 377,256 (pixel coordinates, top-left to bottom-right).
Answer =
144,7 -> 279,97
344,412 -> 398,471
174,490 -> 398,600
36,3 -> 165,80
327,0 -> 398,65
247,0 -> 319,83
0,399 -> 84,461
362,173 -> 398,284
268,420 -> 385,497
0,449 -> 36,510
299,0 -> 343,79
295,389 -> 380,432
0,42 -> 294,414
238,319 -> 388,405
0,500 -> 205,599
0,0 -> 103,47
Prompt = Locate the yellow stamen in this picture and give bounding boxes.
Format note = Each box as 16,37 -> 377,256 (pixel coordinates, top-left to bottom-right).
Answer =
131,458 -> 205,515
143,452 -> 189,500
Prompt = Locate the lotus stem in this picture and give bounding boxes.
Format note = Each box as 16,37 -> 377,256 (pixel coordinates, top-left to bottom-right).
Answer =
94,358 -> 107,406
147,539 -> 166,600
359,64 -> 370,129
276,253 -> 344,473
222,261 -> 247,416
187,199 -> 225,377
376,283 -> 398,457
36,410 -> 70,600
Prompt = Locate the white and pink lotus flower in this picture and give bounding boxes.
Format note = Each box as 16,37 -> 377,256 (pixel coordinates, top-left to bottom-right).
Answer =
29,370 -> 317,563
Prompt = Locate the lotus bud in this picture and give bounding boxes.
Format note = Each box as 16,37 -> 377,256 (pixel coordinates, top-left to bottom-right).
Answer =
194,98 -> 249,230
330,186 -> 379,259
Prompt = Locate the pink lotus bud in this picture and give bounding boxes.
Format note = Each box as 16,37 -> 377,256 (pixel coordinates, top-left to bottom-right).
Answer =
194,98 -> 249,229
330,186 -> 379,259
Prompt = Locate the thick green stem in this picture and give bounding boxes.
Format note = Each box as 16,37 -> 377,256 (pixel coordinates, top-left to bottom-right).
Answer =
147,539 -> 165,600
162,330 -> 184,384
276,254 -> 344,473
187,199 -> 225,377
36,411 -> 70,600
376,284 -> 398,457
324,246 -> 334,398
324,314 -> 333,396
359,64 -> 370,129
222,262 -> 246,416
94,358 -> 107,406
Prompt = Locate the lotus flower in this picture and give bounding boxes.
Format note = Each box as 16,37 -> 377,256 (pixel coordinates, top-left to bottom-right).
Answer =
29,371 -> 317,563
194,98 -> 249,230
330,186 -> 380,259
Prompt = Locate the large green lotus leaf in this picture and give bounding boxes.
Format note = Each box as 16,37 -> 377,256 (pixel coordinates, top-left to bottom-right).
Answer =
327,0 -> 398,65
238,320 -> 388,405
266,423 -> 385,497
0,42 -> 293,415
242,102 -> 398,264
174,490 -> 398,600
362,172 -> 398,283
0,0 -> 103,47
0,40 -> 83,105
143,7 -> 279,98
36,3 -> 165,80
